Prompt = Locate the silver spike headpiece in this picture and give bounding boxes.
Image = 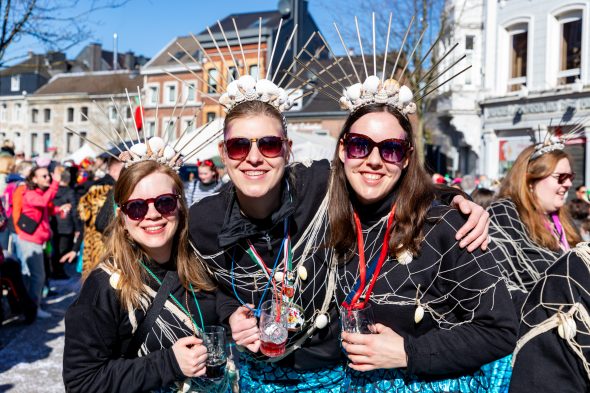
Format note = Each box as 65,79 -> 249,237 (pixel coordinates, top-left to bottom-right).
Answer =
65,87 -> 223,172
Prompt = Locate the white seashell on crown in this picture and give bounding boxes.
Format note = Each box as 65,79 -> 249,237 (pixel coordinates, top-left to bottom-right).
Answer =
121,137 -> 183,171
340,75 -> 416,115
221,75 -> 295,114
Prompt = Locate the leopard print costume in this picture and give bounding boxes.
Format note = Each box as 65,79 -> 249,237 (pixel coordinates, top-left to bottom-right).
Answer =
78,182 -> 113,273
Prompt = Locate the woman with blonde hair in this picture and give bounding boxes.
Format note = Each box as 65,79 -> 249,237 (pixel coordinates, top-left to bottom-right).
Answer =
488,140 -> 580,308
64,152 -> 227,392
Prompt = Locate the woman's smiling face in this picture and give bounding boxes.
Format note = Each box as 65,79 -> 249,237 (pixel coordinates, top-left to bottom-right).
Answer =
339,111 -> 410,204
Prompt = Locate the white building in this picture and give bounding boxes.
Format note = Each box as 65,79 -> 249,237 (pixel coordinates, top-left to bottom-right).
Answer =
440,0 -> 590,184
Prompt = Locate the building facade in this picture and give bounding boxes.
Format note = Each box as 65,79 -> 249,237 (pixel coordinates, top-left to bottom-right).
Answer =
439,0 -> 589,183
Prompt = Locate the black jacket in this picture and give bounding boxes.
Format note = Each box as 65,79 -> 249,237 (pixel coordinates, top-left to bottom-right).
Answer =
510,250 -> 590,393
51,185 -> 81,235
63,261 -> 219,393
335,196 -> 517,381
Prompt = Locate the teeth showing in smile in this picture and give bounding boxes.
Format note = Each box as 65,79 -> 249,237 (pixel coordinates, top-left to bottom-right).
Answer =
245,170 -> 265,176
144,225 -> 164,232
362,173 -> 382,180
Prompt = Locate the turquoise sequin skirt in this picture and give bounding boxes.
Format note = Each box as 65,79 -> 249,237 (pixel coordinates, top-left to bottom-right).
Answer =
343,355 -> 512,393
238,354 -> 345,392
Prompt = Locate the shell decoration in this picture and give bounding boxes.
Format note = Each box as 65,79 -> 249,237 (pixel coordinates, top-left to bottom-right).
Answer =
298,265 -> 308,281
414,305 -> 425,324
274,271 -> 285,283
557,316 -> 577,340
396,249 -> 413,265
220,75 -> 294,112
109,271 -> 122,290
315,313 -> 329,329
340,75 -> 416,115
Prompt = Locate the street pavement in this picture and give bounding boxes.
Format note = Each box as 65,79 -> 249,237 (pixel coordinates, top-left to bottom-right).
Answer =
0,271 -> 80,393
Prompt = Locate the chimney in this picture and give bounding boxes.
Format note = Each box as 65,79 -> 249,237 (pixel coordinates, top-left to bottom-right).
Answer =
124,51 -> 135,70
113,33 -> 118,70
88,43 -> 102,71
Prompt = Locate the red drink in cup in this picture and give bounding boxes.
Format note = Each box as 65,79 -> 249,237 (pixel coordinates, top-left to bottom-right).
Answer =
259,299 -> 288,357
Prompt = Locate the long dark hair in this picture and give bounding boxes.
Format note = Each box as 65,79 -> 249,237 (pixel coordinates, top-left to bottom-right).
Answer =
328,104 -> 435,259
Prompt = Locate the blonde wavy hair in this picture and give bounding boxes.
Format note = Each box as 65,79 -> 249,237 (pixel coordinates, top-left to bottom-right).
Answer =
498,145 -> 580,250
85,160 -> 215,309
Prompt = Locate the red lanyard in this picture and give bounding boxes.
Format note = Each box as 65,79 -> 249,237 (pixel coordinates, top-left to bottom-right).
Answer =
346,204 -> 396,310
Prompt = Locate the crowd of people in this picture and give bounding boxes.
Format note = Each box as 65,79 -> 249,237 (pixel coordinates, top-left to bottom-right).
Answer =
0,145 -> 221,324
1,13 -> 589,393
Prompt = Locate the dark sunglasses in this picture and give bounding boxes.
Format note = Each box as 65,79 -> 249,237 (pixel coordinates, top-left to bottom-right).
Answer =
120,193 -> 179,221
224,136 -> 286,160
343,133 -> 411,164
551,172 -> 575,184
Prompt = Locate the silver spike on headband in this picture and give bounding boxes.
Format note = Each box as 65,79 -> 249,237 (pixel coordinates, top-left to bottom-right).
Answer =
297,12 -> 471,116
66,87 -> 224,172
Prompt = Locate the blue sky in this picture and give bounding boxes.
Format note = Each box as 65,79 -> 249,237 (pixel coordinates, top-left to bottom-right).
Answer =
4,0 -> 336,65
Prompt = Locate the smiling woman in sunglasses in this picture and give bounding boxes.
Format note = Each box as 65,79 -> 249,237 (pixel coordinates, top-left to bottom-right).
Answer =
487,141 -> 581,309
328,101 -> 516,392
63,156 -> 229,393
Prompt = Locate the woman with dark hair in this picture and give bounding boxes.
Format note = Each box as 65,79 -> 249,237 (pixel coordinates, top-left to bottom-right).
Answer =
488,143 -> 580,308
17,165 -> 67,318
327,102 -> 516,392
63,151 -> 226,392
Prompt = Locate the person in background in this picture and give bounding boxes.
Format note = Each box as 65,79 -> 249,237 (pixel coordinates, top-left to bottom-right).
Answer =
471,188 -> 496,210
0,154 -> 15,250
184,159 -> 222,207
488,143 -> 580,309
78,157 -> 123,274
18,165 -> 69,319
50,169 -> 82,279
575,184 -> 589,204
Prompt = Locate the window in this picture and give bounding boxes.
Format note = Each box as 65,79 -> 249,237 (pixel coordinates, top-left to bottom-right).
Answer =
149,86 -> 159,104
0,104 -> 6,122
559,15 -> 582,84
13,103 -> 21,121
108,106 -> 117,121
43,133 -> 51,153
31,108 -> 39,123
184,119 -> 194,132
465,35 -> 474,50
31,133 -> 38,155
508,29 -> 528,92
166,84 -> 177,103
81,106 -> 88,121
249,65 -> 260,78
10,75 -> 20,92
206,112 -> 216,123
208,69 -> 219,94
146,121 -> 156,135
66,132 -> 74,153
185,82 -> 196,101
44,108 -> 51,123
80,132 -> 87,148
228,66 -> 239,82
67,107 -> 74,122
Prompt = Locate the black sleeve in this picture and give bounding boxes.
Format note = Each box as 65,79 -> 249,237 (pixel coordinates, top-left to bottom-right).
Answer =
509,253 -> 590,393
215,285 -> 242,326
95,189 -> 114,234
405,210 -> 517,376
63,270 -> 184,393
